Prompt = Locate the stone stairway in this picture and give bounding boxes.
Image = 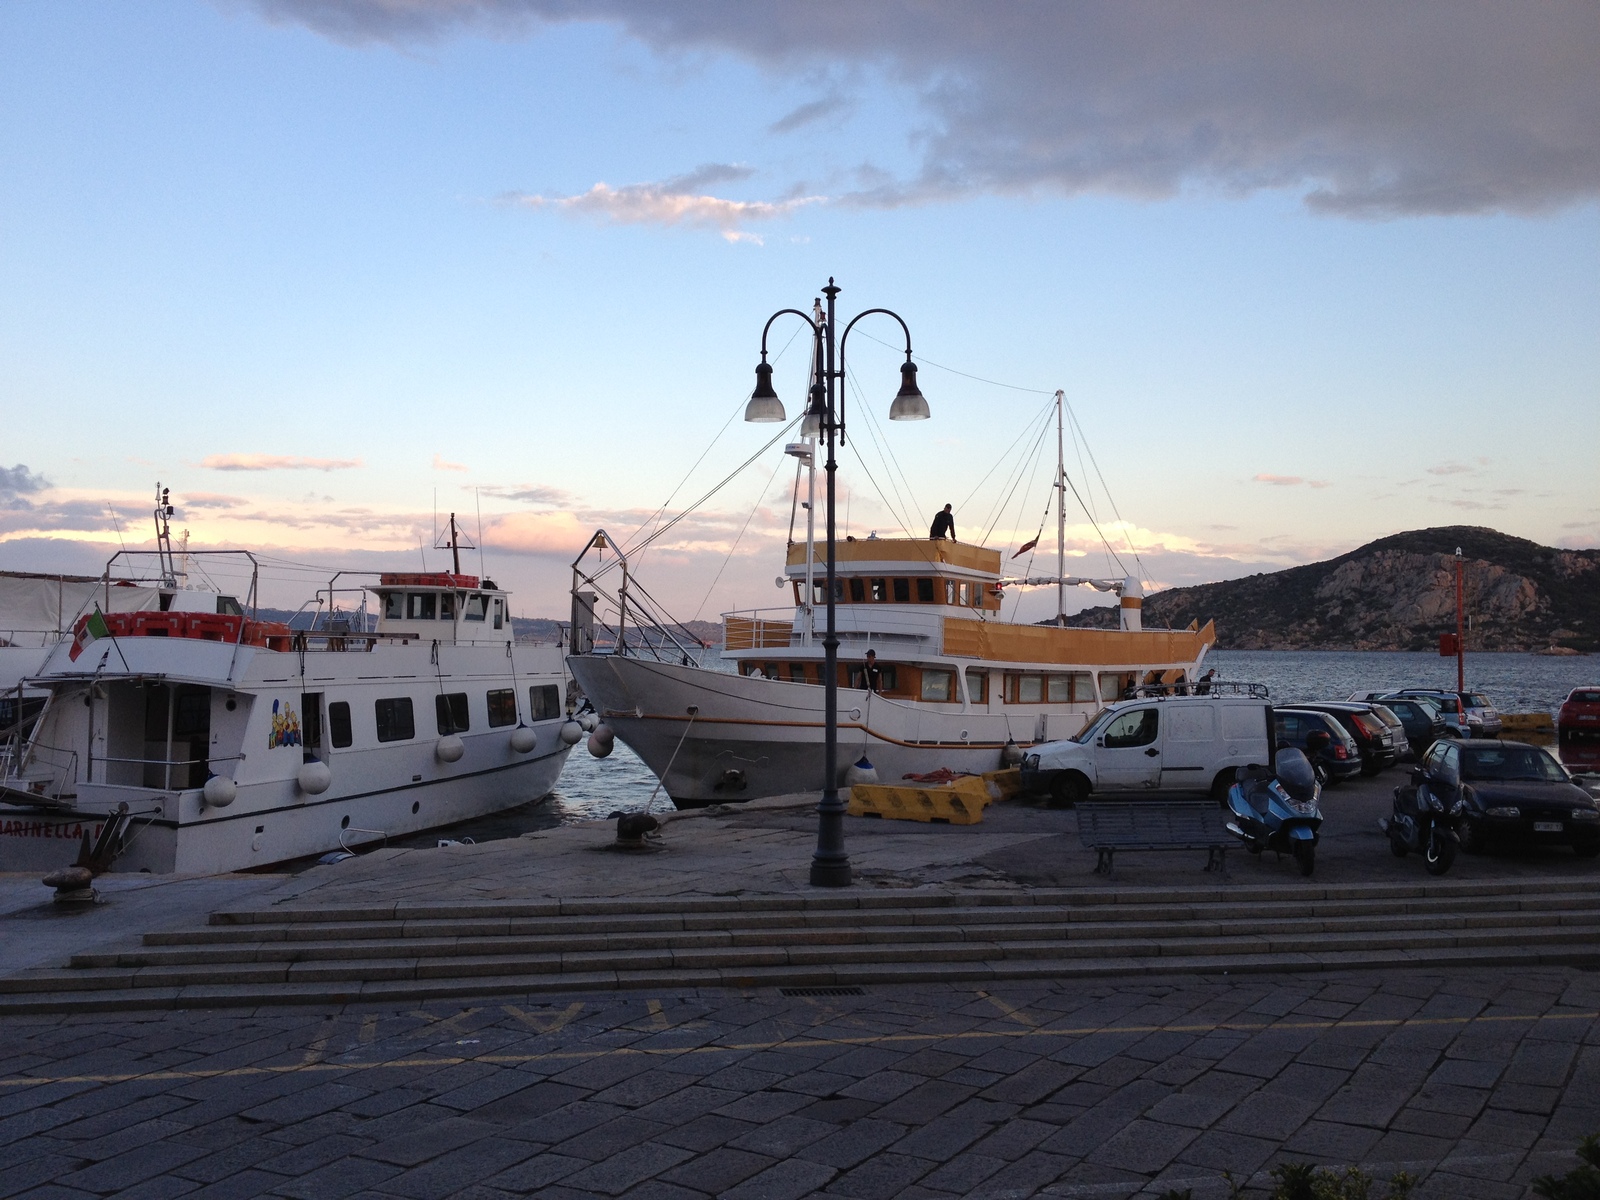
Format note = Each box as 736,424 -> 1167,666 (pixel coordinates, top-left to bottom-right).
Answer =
5,878 -> 1600,1013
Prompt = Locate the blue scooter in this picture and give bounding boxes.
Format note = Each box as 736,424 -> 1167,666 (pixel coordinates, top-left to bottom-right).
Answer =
1225,746 -> 1325,876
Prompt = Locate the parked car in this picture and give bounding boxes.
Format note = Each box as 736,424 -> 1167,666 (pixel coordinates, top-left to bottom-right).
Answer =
1392,689 -> 1502,738
1354,695 -> 1448,756
1274,708 -> 1363,784
1411,738 -> 1600,857
1022,694 -> 1274,804
1296,702 -> 1399,774
1559,688 -> 1600,742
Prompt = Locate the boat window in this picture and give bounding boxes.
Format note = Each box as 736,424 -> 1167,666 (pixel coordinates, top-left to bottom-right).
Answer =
436,692 -> 470,735
464,594 -> 488,622
892,578 -> 911,603
1101,673 -> 1132,702
763,663 -> 780,680
970,585 -> 983,608
1009,674 -> 1043,704
870,578 -> 887,602
493,598 -> 504,630
1103,708 -> 1159,749
945,580 -> 956,605
529,684 -> 561,720
439,593 -> 455,620
216,596 -> 243,616
916,578 -> 935,603
328,701 -> 353,748
486,689 -> 517,728
301,693 -> 322,751
920,668 -> 955,702
407,593 -> 436,620
1045,672 -> 1096,703
812,580 -> 845,604
848,578 -> 865,603
382,591 -> 404,620
789,663 -> 808,684
375,697 -> 415,743
965,668 -> 987,704
743,663 -> 761,677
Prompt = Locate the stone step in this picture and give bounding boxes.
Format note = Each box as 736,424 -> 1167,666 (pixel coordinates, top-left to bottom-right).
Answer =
157,888 -> 1600,946
4,938 -> 1598,1015
22,921 -> 1600,996
199,876 -> 1600,927
79,904 -> 1600,970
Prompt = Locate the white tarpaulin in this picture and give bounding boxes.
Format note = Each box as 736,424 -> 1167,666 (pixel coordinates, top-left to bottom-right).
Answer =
0,573 -> 162,648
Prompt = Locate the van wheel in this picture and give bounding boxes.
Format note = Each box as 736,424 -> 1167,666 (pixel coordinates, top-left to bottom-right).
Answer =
1210,770 -> 1234,805
1050,773 -> 1088,808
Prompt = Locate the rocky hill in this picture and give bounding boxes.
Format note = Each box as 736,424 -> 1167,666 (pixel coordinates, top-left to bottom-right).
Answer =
1074,527 -> 1599,652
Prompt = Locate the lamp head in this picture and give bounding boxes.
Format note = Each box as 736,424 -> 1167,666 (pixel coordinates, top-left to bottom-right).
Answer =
888,358 -> 930,421
744,359 -> 784,423
800,381 -> 826,438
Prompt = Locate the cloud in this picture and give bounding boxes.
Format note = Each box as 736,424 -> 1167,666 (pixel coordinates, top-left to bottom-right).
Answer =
200,454 -> 363,472
504,165 -> 823,239
250,1 -> 1600,218
432,454 -> 469,472
483,483 -> 572,508
1427,461 -> 1477,476
769,93 -> 853,135
0,464 -> 48,509
1253,473 -> 1330,488
181,492 -> 250,509
483,510 -> 591,556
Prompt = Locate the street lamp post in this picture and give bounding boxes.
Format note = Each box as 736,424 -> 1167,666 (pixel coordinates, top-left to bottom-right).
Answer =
745,277 -> 929,887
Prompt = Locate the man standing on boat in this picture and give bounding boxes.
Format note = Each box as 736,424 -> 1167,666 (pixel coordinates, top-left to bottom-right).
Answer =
929,504 -> 956,541
863,649 -> 884,694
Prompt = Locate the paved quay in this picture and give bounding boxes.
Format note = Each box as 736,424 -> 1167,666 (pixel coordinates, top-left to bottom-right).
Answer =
8,772 -> 1600,1197
4,967 -> 1600,1199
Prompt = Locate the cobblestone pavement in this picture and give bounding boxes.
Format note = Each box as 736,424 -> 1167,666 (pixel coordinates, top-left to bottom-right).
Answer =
5,967 -> 1600,1199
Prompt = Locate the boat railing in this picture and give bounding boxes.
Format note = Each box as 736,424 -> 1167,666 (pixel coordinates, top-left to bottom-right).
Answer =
0,628 -> 68,648
722,608 -> 799,651
0,740 -> 78,803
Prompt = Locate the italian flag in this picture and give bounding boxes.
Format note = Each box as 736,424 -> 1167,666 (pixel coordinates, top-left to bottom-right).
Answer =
69,608 -> 110,662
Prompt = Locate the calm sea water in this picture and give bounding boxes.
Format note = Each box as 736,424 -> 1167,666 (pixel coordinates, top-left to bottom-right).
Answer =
394,650 -> 1598,847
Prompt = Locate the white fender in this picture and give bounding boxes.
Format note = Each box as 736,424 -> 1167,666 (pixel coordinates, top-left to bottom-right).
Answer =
297,761 -> 332,795
435,734 -> 465,763
202,775 -> 238,807
509,726 -> 538,753
559,720 -> 584,746
577,712 -> 599,733
844,756 -> 879,787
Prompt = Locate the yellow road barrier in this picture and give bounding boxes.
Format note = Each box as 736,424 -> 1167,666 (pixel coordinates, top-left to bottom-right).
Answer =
982,768 -> 1023,799
847,776 -> 997,824
1502,712 -> 1556,742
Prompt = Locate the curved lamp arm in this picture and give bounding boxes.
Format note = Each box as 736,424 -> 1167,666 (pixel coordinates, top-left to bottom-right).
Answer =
837,308 -> 927,429
749,309 -> 823,424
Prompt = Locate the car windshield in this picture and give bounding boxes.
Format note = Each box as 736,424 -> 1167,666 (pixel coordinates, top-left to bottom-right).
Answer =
1463,693 -> 1491,708
1372,707 -> 1403,729
1071,709 -> 1113,743
1460,747 -> 1568,783
1569,690 -> 1600,705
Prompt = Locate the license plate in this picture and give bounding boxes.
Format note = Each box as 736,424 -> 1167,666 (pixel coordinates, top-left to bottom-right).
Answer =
1534,821 -> 1563,833
1582,715 -> 1598,722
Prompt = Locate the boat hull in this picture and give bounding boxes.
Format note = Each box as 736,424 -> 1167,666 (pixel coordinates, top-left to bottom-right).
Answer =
567,654 -> 1090,807
1,745 -> 571,874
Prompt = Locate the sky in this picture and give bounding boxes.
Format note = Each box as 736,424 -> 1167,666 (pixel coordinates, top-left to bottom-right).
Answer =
2,1 -> 1597,628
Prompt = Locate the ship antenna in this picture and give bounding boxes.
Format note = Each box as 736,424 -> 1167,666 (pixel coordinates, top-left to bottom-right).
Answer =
1055,390 -> 1066,626
153,483 -> 177,588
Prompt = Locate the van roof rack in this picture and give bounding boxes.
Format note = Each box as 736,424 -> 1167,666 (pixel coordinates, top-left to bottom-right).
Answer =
1131,681 -> 1270,699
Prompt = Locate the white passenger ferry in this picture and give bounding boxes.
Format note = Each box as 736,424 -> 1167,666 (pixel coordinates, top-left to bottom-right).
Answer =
567,393 -> 1216,807
0,495 -> 574,874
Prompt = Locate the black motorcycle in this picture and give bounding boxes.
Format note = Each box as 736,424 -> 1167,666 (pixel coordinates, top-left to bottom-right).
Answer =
1383,763 -> 1463,875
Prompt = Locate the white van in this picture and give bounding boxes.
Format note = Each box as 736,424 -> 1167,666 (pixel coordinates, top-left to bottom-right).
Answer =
1021,694 -> 1274,805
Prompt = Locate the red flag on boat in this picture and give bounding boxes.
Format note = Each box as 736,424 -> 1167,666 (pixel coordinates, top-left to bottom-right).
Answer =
1012,539 -> 1038,558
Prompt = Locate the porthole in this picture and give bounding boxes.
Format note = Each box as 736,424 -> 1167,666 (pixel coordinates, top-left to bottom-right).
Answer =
225,698 -> 237,711
340,815 -> 350,829
411,801 -> 420,814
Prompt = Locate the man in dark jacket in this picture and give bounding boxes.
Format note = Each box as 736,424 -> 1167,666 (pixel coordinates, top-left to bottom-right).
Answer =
929,504 -> 955,540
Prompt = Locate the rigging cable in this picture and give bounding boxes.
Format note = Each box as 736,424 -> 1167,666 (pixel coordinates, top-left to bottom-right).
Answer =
690,451 -> 788,625
849,372 -> 925,530
1065,397 -> 1145,580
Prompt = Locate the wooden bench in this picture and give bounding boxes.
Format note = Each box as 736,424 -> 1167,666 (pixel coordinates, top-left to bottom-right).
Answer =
1075,800 -> 1231,878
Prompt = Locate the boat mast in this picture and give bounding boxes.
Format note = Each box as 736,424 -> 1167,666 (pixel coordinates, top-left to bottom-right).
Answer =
1055,390 -> 1066,627
154,483 -> 178,589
